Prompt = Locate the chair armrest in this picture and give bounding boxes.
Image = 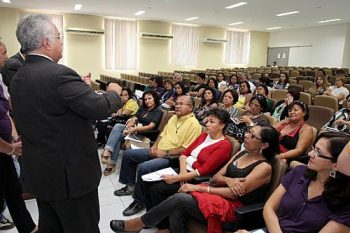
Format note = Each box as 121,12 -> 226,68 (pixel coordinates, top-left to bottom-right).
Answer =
234,202 -> 265,231
235,202 -> 264,216
192,176 -> 211,184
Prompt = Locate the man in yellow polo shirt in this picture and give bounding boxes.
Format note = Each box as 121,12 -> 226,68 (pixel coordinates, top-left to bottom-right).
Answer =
115,95 -> 202,216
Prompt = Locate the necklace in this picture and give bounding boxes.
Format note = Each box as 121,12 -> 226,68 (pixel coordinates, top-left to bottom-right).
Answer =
175,120 -> 186,133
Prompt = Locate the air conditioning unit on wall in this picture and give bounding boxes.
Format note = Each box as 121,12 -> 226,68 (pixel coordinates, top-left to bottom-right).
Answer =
202,38 -> 228,43
140,32 -> 173,40
65,27 -> 104,35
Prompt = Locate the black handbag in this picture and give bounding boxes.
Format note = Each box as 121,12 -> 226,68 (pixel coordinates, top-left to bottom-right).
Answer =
225,121 -> 248,143
107,114 -> 131,126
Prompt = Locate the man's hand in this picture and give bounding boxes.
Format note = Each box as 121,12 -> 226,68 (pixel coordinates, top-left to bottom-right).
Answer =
81,73 -> 92,86
107,83 -> 122,96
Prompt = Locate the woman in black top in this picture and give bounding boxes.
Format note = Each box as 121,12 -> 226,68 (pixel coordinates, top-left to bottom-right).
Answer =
101,90 -> 163,175
110,126 -> 280,233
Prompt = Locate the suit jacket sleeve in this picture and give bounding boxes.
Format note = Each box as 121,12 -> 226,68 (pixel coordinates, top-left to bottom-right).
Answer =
56,68 -> 122,120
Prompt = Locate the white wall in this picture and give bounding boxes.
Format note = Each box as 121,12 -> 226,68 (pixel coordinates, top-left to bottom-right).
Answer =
269,24 -> 349,68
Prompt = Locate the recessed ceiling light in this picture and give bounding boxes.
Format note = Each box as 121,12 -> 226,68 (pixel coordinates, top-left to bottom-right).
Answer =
225,2 -> 247,9
74,4 -> 82,10
266,27 -> 283,30
186,17 -> 199,21
276,11 -> 299,17
229,22 -> 244,26
318,18 -> 341,23
134,10 -> 145,16
2,0 -> 11,3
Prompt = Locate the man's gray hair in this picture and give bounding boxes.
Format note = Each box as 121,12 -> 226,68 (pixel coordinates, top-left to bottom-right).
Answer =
16,14 -> 55,53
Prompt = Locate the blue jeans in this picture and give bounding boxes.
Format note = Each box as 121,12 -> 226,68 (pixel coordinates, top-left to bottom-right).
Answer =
104,123 -> 125,164
119,149 -> 169,203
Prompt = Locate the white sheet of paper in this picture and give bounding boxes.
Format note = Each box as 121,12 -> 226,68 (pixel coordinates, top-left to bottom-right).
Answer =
141,167 -> 178,182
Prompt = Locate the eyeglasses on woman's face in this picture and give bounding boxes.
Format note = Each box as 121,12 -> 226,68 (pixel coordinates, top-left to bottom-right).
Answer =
310,146 -> 333,161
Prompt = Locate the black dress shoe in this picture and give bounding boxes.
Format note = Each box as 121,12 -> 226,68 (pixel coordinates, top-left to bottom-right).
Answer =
122,201 -> 145,216
110,220 -> 125,232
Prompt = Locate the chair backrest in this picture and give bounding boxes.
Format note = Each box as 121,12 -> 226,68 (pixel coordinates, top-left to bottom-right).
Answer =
288,84 -> 303,92
266,157 -> 288,197
226,135 -> 241,158
271,89 -> 288,101
299,80 -> 314,92
314,95 -> 339,112
299,92 -> 312,106
306,105 -> 334,130
157,110 -> 175,133
265,114 -> 278,126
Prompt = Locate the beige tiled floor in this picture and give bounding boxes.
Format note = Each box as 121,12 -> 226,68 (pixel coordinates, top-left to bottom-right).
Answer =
3,149 -> 157,233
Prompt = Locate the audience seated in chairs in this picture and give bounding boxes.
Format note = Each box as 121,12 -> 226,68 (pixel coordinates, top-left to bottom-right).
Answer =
188,73 -> 207,98
193,87 -> 218,125
322,94 -> 350,134
272,87 -> 300,121
95,87 -> 138,148
164,82 -> 187,110
234,81 -> 252,109
272,72 -> 289,90
274,101 -> 314,164
218,89 -> 240,120
109,125 -> 280,233
142,108 -> 233,229
207,77 -> 221,101
234,132 -> 350,233
114,95 -> 202,216
100,90 -> 163,176
324,75 -> 349,108
226,94 -> 270,143
309,75 -> 327,100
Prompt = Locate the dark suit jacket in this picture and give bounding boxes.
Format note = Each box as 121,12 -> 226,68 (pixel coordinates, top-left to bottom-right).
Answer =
10,55 -> 122,201
1,52 -> 24,87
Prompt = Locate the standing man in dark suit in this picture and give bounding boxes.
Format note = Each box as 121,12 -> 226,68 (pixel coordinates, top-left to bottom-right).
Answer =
10,14 -> 123,233
1,48 -> 25,88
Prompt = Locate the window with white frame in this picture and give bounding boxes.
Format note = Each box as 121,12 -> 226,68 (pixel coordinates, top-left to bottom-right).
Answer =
225,30 -> 250,65
171,24 -> 200,66
19,12 -> 64,64
104,18 -> 137,70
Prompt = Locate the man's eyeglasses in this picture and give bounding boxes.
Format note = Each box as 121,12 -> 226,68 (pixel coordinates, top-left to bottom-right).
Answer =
311,146 -> 334,161
175,102 -> 191,106
48,35 -> 64,42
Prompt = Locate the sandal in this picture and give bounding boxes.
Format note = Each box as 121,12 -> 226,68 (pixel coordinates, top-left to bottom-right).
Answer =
101,150 -> 111,164
103,166 -> 116,176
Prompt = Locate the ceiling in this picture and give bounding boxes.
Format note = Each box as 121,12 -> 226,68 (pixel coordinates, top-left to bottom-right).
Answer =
1,0 -> 350,31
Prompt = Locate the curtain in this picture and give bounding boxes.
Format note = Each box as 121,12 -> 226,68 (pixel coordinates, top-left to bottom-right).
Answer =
171,24 -> 200,66
225,30 -> 250,65
104,18 -> 137,70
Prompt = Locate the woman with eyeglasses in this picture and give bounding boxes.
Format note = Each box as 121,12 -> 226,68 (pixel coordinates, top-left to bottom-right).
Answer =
235,132 -> 350,233
226,94 -> 270,143
323,94 -> 350,134
262,132 -> 350,233
274,101 -> 313,163
110,126 -> 280,233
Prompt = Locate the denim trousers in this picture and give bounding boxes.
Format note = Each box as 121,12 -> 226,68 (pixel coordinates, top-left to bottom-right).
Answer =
104,123 -> 125,165
119,148 -> 169,203
141,193 -> 206,233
